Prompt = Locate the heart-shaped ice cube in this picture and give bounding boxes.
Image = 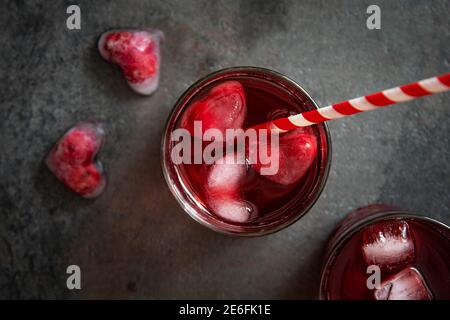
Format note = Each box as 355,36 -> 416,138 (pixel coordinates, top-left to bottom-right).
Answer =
45,121 -> 106,198
250,127 -> 318,185
98,29 -> 163,95
180,81 -> 246,140
204,152 -> 256,223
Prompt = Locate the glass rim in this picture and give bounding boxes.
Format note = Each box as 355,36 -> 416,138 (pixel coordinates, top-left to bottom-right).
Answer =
161,66 -> 332,236
318,210 -> 450,299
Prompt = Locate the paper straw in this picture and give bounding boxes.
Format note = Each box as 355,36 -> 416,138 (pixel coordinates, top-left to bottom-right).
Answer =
253,72 -> 450,132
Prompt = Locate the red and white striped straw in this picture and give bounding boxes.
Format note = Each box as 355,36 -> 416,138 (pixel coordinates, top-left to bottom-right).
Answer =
254,72 -> 450,132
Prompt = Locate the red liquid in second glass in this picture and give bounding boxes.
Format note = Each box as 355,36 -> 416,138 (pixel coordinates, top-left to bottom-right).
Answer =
321,209 -> 450,300
174,76 -> 323,221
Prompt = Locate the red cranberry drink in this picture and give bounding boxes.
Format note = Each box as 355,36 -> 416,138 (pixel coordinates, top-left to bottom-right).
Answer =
162,67 -> 331,235
320,205 -> 450,299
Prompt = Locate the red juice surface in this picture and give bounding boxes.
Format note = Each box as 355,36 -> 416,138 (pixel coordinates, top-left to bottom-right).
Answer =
173,76 -> 322,221
321,217 -> 450,300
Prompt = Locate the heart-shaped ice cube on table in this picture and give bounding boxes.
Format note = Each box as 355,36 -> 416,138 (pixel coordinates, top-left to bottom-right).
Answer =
45,121 -> 106,198
98,29 -> 163,95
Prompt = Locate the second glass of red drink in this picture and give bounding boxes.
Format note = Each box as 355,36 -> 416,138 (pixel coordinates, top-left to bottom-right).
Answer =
320,205 -> 450,300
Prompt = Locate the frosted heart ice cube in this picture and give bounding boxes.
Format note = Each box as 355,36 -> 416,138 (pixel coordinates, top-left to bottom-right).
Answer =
205,152 -> 256,223
208,199 -> 256,224
250,127 -> 318,185
374,267 -> 433,300
180,81 -> 246,140
362,220 -> 415,272
98,29 -> 163,95
45,121 -> 106,198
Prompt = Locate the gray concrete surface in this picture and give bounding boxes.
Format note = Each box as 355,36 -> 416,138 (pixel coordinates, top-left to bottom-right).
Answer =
0,0 -> 449,299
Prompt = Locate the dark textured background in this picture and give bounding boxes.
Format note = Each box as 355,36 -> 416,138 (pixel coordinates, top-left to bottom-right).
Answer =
0,0 -> 449,299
